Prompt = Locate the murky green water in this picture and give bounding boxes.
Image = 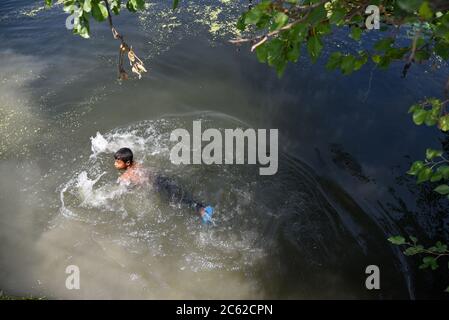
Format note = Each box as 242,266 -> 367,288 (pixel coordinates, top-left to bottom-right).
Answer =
1,0 -> 448,299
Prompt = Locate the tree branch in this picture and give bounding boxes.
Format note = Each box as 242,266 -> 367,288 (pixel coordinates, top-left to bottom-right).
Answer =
229,0 -> 327,48
102,0 -> 147,80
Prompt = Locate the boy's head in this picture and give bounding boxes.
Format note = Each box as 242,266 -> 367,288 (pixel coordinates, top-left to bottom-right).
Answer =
114,147 -> 133,169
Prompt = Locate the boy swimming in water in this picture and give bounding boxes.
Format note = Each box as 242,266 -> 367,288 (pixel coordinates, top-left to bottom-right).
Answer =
113,147 -> 214,224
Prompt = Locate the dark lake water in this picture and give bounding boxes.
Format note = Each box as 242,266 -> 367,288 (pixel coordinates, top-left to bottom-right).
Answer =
0,0 -> 448,299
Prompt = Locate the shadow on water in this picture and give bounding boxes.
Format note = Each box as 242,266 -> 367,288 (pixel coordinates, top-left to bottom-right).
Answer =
252,152 -> 412,298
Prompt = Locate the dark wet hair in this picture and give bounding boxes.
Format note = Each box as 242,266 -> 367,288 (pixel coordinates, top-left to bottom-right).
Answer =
114,148 -> 133,164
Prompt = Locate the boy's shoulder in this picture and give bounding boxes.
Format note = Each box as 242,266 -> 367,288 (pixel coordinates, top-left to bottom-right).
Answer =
119,163 -> 150,185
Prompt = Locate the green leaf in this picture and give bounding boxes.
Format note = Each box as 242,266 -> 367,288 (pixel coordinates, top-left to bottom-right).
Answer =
286,42 -> 301,63
429,99 -> 442,109
63,3 -> 76,14
290,22 -> 308,41
244,8 -> 264,25
173,0 -> 179,10
256,14 -> 272,29
410,236 -> 418,244
265,38 -> 284,66
436,166 -> 449,179
434,184 -> 449,195
77,27 -> 90,39
326,52 -> 342,70
445,286 -> 449,293
255,43 -> 268,63
419,1 -> 433,20
111,5 -> 120,15
350,27 -> 362,41
430,172 -> 443,182
379,56 -> 392,69
408,104 -> 421,114
354,54 -> 368,71
255,0 -> 272,11
126,0 -> 138,12
414,50 -> 431,62
388,236 -> 406,245
275,61 -> 287,78
349,14 -> 364,24
236,14 -> 246,31
435,42 -> 449,60
419,256 -> 438,270
340,55 -> 355,75
404,245 -> 424,256
417,167 -> 433,183
329,7 -> 346,25
263,38 -> 288,78
435,241 -> 448,253
83,0 -> 92,13
135,0 -> 145,10
412,109 -> 427,125
110,0 -> 121,10
416,38 -> 426,48
307,5 -> 327,26
439,115 -> 449,131
74,16 -> 90,39
397,0 -> 424,13
426,148 -> 443,160
374,37 -> 394,51
92,2 -> 108,21
372,55 -> 382,64
272,12 -> 289,31
45,0 -> 52,6
417,167 -> 432,183
387,47 -> 409,60
435,23 -> 449,41
427,100 -> 442,126
315,22 -> 331,36
408,161 -> 424,175
307,36 -> 323,63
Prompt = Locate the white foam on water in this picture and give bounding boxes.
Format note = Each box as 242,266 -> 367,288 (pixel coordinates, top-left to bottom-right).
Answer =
59,180 -> 77,220
90,131 -> 149,159
60,123 -> 169,222
77,171 -> 106,202
53,116 -> 269,297
78,171 -> 122,204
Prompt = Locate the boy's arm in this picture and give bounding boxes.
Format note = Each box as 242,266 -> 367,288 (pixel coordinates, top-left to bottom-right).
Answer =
117,172 -> 130,184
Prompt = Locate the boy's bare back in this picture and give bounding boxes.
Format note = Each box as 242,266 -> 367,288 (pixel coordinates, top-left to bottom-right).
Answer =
118,163 -> 149,185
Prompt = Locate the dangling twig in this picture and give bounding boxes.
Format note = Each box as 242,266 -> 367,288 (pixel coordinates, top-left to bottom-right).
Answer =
103,0 -> 147,80
402,31 -> 420,78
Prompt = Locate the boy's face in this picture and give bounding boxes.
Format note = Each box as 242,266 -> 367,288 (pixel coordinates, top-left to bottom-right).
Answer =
114,159 -> 130,170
